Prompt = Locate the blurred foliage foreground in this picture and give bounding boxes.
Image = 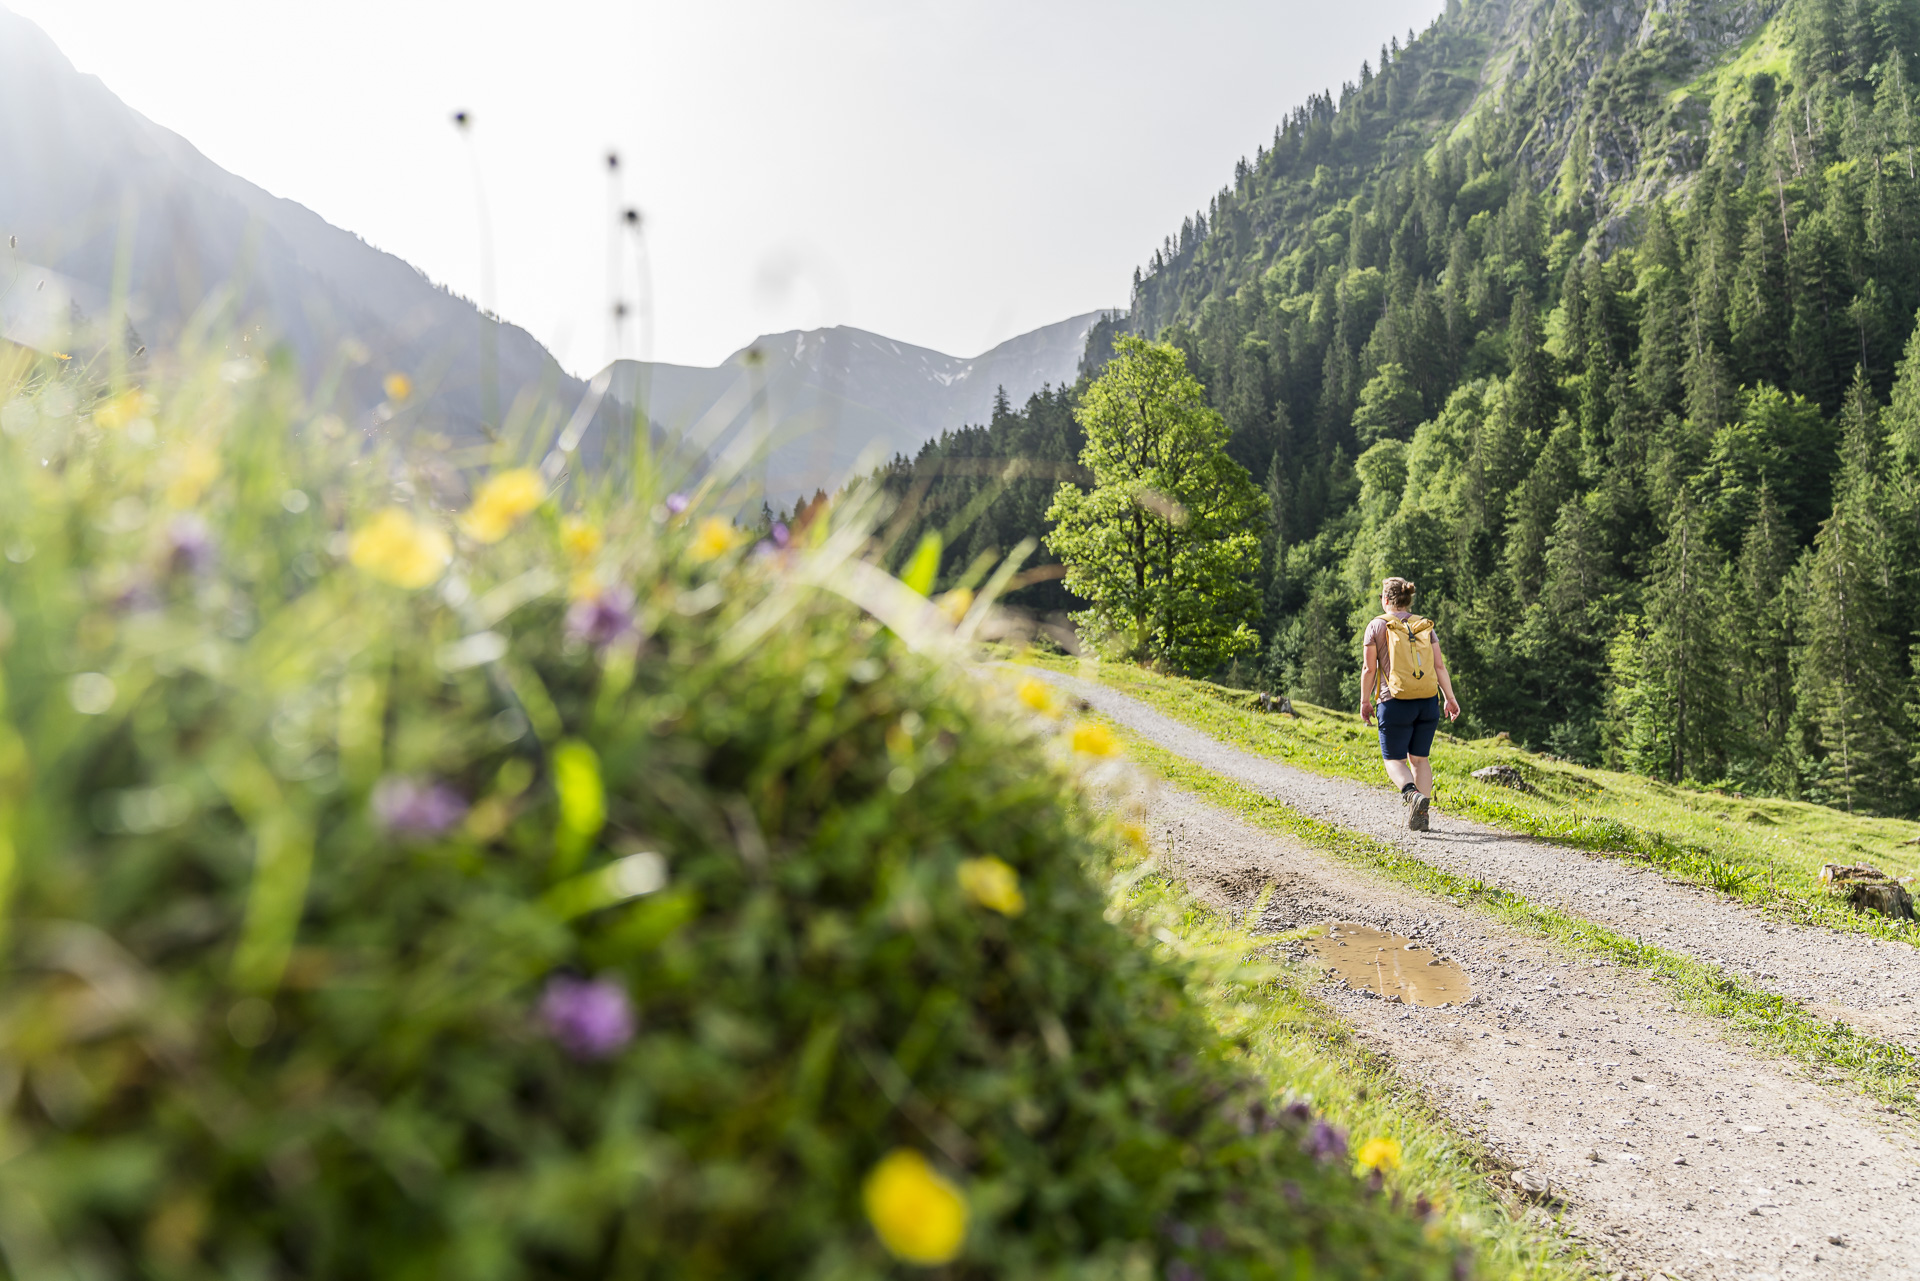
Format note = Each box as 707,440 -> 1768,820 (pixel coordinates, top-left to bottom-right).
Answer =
0,346 -> 1457,1279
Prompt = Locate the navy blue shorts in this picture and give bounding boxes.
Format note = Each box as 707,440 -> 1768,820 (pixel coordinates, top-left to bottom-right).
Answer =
1377,695 -> 1440,760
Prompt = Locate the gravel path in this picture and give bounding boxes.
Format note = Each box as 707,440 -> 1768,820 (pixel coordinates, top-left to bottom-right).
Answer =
1144,783 -> 1920,1280
1039,671 -> 1920,1049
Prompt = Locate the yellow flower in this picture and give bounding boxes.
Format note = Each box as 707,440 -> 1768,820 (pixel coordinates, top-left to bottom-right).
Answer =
569,569 -> 603,601
956,856 -> 1025,916
459,469 -> 544,544
560,516 -> 602,563
689,516 -> 745,562
1016,677 -> 1060,717
1116,821 -> 1148,850
93,388 -> 155,430
1070,721 -> 1120,757
383,372 -> 413,403
937,587 -> 974,624
1355,1136 -> 1402,1174
350,509 -> 452,589
164,443 -> 221,508
862,1149 -> 968,1265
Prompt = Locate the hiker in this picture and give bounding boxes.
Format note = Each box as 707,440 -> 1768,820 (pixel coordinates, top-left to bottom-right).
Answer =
1360,577 -> 1460,831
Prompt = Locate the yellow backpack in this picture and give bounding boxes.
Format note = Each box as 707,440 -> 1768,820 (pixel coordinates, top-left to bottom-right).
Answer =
1377,614 -> 1438,699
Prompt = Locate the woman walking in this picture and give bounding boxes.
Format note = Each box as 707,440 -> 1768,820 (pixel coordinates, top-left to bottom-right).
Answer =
1360,577 -> 1460,831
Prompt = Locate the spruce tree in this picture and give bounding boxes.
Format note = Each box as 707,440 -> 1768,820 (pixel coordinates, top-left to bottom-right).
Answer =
1734,485 -> 1800,789
1792,373 -> 1912,812
1641,489 -> 1734,783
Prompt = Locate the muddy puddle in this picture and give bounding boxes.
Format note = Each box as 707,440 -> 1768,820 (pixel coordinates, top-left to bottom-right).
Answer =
1302,922 -> 1472,1007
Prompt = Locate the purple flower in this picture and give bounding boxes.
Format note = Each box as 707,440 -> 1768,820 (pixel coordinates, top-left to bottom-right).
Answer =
112,579 -> 161,614
371,776 -> 468,838
664,492 -> 689,515
1301,1120 -> 1347,1163
539,975 -> 634,1059
165,515 -> 216,576
565,585 -> 636,648
1281,1100 -> 1313,1126
770,521 -> 789,548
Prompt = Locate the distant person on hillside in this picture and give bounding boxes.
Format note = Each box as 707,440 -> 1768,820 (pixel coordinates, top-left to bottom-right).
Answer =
1360,577 -> 1460,831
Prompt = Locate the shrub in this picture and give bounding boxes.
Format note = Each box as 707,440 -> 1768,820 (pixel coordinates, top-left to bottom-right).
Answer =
0,348 -> 1458,1278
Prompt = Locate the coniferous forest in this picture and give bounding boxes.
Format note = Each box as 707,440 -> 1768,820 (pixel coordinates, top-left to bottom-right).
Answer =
872,0 -> 1920,818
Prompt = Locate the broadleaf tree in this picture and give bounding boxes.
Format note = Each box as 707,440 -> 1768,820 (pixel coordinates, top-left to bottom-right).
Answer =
1046,336 -> 1264,673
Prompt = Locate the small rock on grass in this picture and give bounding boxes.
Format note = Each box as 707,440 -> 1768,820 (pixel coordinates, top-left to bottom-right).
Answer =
1471,764 -> 1534,792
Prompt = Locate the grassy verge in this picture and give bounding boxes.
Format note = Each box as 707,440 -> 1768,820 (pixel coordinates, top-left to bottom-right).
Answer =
1018,652 -> 1920,945
1107,827 -> 1598,1279
1114,728 -> 1920,1116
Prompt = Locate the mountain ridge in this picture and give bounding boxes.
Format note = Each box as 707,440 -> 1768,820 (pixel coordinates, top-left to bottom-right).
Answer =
0,3 -> 593,444
604,310 -> 1110,501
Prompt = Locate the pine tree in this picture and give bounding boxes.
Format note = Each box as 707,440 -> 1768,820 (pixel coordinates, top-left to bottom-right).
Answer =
1734,485 -> 1800,789
1635,209 -> 1688,419
1792,373 -> 1912,811
1639,489 -> 1734,783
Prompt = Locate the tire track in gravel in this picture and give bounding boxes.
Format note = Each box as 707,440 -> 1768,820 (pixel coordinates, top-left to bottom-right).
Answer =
1141,782 -> 1920,1280
1038,670 -> 1920,1050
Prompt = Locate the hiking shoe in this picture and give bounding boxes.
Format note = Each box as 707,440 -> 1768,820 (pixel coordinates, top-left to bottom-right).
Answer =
1408,792 -> 1430,832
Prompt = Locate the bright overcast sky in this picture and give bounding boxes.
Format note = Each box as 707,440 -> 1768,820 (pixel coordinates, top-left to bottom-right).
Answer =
10,0 -> 1445,372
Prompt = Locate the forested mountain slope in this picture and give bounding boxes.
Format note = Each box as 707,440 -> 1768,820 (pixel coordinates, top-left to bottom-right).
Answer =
886,0 -> 1920,818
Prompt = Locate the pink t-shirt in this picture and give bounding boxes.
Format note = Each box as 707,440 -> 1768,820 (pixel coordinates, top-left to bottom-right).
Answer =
1365,611 -> 1438,697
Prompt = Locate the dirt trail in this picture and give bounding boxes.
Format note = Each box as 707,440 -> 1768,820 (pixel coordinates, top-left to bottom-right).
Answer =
1041,671 -> 1920,1048
1145,783 -> 1920,1279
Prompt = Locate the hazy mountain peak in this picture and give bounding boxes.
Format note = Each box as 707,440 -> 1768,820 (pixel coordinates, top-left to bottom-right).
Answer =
608,310 -> 1113,501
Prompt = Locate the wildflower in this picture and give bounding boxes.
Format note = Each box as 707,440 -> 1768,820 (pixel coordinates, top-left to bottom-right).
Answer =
956,856 -> 1025,916
937,587 -> 974,624
538,974 -> 635,1060
1116,820 -> 1148,850
349,509 -> 452,589
664,492 -> 689,516
565,585 -> 637,648
560,515 -> 602,562
371,777 -> 469,838
164,515 -> 216,576
163,443 -> 221,508
1070,721 -> 1120,757
1017,677 -> 1060,717
1302,1120 -> 1347,1163
111,580 -> 160,614
459,469 -> 544,544
93,388 -> 155,430
862,1149 -> 967,1265
689,516 -> 744,562
1354,1136 -> 1402,1174
383,372 -> 412,403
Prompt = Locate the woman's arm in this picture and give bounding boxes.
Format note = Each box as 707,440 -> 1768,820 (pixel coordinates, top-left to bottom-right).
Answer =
1360,627 -> 1380,724
1433,637 -> 1460,720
